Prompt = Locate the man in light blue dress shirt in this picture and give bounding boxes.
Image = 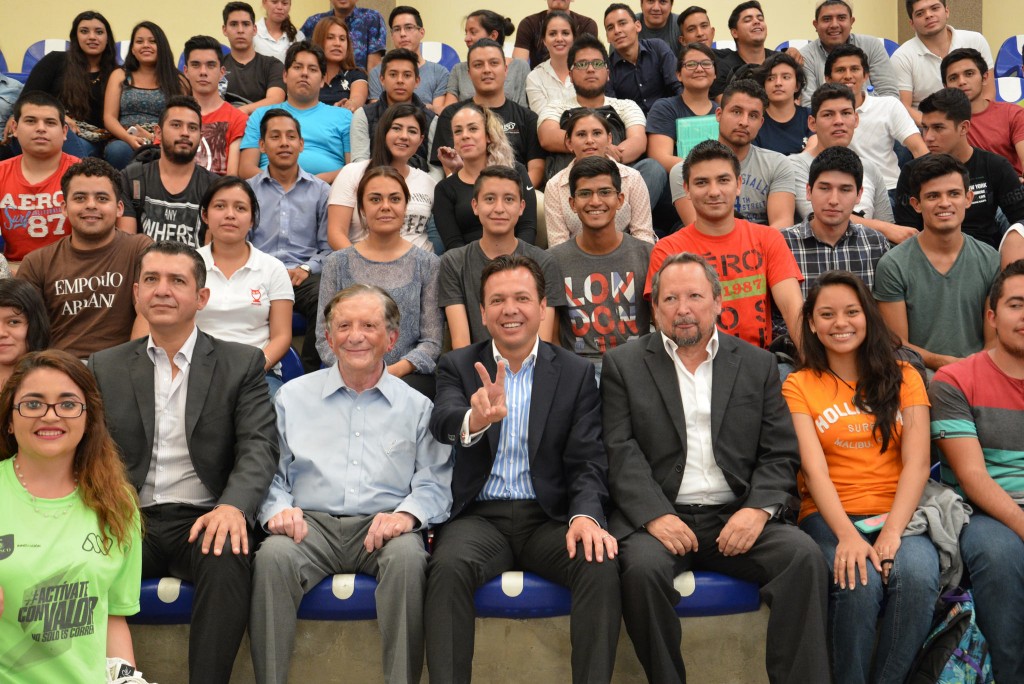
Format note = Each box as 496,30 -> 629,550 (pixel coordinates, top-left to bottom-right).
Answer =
249,284 -> 453,684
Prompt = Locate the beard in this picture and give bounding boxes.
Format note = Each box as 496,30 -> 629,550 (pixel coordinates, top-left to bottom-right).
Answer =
669,316 -> 711,348
574,83 -> 606,99
162,138 -> 198,164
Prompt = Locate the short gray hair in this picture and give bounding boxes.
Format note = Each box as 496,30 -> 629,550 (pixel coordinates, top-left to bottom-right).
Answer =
651,252 -> 722,303
324,284 -> 401,334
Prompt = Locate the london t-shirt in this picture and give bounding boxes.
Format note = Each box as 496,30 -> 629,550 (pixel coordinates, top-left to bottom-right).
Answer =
120,161 -> 217,247
16,232 -> 153,358
783,363 -> 929,521
195,102 -> 248,176
0,153 -> 79,261
645,219 -> 803,348
549,234 -> 653,361
0,459 -> 141,684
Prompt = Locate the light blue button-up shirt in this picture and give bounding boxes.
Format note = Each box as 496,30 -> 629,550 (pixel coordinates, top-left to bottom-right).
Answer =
247,168 -> 331,273
259,363 -> 453,528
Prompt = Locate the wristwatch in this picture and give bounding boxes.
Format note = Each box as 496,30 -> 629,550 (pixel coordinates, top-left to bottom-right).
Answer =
298,264 -> 311,274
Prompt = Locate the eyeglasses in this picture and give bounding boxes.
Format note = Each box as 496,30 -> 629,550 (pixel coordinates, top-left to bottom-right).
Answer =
14,400 -> 87,419
572,59 -> 607,70
574,187 -> 618,199
390,24 -> 420,35
682,59 -> 715,71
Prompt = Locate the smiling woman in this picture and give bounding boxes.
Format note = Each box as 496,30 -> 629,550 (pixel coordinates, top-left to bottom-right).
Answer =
0,350 -> 142,683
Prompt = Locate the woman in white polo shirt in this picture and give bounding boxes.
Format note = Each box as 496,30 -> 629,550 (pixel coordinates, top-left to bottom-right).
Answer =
196,176 -> 294,396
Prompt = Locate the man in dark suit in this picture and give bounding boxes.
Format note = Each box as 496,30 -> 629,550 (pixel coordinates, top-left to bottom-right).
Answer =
89,241 -> 278,684
602,251 -> 829,684
426,254 -> 620,684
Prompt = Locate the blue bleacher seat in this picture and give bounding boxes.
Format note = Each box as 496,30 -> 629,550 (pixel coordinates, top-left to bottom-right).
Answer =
883,38 -> 899,58
136,569 -> 761,625
292,312 -> 307,336
21,39 -> 70,74
0,50 -> 8,75
421,41 -> 461,71
995,35 -> 1024,78
775,40 -> 810,52
280,346 -> 304,382
115,40 -> 131,66
995,77 -> 1024,104
930,462 -> 940,482
177,44 -> 231,71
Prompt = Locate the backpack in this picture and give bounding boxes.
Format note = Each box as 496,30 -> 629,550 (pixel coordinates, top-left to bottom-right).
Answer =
905,589 -> 993,684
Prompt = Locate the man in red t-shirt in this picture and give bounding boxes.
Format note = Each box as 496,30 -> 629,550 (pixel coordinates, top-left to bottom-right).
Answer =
645,139 -> 803,349
942,47 -> 1024,178
183,35 -> 249,176
0,91 -> 79,264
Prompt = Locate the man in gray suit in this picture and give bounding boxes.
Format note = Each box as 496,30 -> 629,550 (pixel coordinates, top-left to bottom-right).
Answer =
89,241 -> 279,684
601,252 -> 829,684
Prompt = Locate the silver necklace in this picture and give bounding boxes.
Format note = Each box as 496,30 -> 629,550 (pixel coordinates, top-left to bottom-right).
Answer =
12,455 -> 79,519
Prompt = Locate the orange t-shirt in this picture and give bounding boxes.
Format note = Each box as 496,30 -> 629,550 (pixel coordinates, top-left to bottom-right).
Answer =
0,153 -> 79,261
644,219 -> 803,349
782,363 -> 929,522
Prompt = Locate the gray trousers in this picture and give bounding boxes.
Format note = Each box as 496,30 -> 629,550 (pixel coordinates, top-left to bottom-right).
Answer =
250,511 -> 429,684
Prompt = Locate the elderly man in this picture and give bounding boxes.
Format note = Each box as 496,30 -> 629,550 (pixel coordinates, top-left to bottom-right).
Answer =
250,284 -> 452,684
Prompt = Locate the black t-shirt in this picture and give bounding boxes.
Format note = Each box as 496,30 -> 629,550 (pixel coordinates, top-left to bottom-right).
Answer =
894,149 -> 1024,249
710,48 -> 777,99
120,161 -> 217,246
23,51 -> 107,128
430,98 -> 542,168
431,162 -> 537,250
222,53 -> 285,106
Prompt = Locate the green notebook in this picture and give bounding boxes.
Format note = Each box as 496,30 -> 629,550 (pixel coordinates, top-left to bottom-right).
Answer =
675,115 -> 719,158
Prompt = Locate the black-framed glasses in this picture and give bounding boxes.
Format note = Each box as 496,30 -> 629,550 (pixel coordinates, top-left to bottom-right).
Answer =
572,59 -> 607,70
682,59 -> 715,71
14,401 -> 87,419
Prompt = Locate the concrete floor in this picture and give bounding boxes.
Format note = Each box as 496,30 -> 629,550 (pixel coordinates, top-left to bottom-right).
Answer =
132,608 -> 770,683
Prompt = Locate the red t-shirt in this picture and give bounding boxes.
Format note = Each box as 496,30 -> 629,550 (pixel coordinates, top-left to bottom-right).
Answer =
968,100 -> 1024,176
195,102 -> 248,176
0,153 -> 79,261
644,219 -> 803,348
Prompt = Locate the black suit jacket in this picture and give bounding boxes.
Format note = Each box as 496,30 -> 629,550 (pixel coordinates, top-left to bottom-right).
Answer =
429,340 -> 610,527
601,332 -> 800,539
88,330 -> 279,522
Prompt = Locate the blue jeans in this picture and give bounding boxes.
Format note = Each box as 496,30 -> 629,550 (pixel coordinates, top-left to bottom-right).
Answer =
801,512 -> 940,684
629,157 -> 667,208
959,512 -> 1024,682
104,139 -> 135,169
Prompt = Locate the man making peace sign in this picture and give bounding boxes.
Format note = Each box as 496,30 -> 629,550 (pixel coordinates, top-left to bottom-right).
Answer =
425,254 -> 621,684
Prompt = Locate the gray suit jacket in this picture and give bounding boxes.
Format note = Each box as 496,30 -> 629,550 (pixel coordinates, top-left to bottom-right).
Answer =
88,330 -> 279,522
601,332 -> 800,539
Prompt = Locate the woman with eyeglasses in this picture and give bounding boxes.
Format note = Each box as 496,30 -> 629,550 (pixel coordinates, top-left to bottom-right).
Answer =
0,350 -> 142,683
646,42 -> 719,174
524,10 -> 576,115
544,108 -> 655,247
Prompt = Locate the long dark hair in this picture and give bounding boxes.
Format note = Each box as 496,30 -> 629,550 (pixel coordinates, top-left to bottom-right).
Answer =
369,103 -> 427,168
0,280 -> 51,355
62,11 -> 117,120
122,21 -> 187,101
798,271 -> 903,453
0,350 -> 139,549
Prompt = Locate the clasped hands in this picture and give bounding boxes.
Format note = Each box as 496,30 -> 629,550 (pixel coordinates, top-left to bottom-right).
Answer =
646,507 -> 770,557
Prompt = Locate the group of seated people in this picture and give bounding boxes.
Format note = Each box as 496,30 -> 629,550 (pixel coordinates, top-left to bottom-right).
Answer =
1,0 -> 1024,683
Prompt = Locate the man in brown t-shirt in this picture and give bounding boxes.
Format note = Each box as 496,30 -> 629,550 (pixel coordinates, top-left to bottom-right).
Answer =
17,158 -> 152,358
512,1 -> 599,66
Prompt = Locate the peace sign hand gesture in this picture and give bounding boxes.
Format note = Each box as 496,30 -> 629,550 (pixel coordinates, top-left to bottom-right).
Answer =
468,361 -> 508,433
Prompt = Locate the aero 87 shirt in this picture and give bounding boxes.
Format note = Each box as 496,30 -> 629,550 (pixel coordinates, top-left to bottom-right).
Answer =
0,153 -> 78,261
0,460 -> 141,683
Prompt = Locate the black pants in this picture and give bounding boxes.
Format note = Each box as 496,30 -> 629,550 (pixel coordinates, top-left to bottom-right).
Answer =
618,503 -> 830,684
141,504 -> 253,684
293,273 -> 321,374
425,500 -> 621,684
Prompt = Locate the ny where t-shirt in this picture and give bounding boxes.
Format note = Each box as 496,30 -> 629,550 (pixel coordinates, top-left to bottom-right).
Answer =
550,234 -> 653,361
120,161 -> 217,247
644,219 -> 803,348
438,240 -> 565,344
783,363 -> 929,521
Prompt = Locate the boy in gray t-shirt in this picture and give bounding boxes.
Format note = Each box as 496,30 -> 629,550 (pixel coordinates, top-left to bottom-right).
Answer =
437,166 -> 564,348
549,156 -> 653,371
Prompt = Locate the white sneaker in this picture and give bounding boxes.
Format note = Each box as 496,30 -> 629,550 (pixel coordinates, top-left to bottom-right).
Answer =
106,657 -> 157,683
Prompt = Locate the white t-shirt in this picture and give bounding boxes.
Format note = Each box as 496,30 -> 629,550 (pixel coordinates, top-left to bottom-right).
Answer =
525,60 -> 576,116
790,150 -> 894,222
891,27 -> 994,108
328,159 -> 436,251
253,18 -> 305,63
196,243 -> 294,369
850,95 -> 922,190
538,94 -> 646,129
998,222 -> 1024,255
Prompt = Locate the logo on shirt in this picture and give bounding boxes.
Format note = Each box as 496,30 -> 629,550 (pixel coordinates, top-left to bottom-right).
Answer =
0,534 -> 12,560
17,570 -> 99,644
251,288 -> 264,305
81,532 -> 112,556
